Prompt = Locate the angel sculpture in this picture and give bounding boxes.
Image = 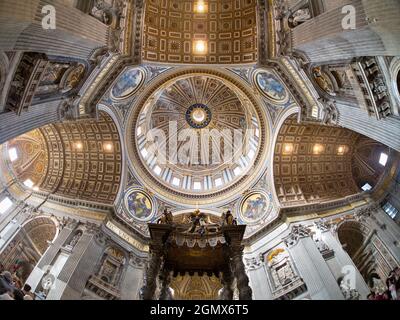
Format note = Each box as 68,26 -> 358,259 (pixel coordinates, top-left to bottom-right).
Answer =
222,210 -> 237,226
157,209 -> 173,224
188,209 -> 209,235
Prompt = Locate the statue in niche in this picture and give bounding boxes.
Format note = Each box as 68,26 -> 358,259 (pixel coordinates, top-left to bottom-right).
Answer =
35,268 -> 55,299
36,62 -> 70,95
68,231 -> 82,249
314,238 -> 329,252
288,8 -> 311,27
42,273 -> 54,292
93,247 -> 126,288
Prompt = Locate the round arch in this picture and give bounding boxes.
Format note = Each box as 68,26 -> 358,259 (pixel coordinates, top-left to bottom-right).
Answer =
268,105 -> 300,209
0,215 -> 58,283
336,219 -> 370,258
97,103 -> 127,206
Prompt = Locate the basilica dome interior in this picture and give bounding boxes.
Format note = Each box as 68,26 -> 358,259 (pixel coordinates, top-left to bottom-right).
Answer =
0,0 -> 400,301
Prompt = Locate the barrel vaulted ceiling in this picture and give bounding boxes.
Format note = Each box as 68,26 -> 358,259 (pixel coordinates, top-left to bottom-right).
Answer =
6,112 -> 122,205
274,115 -> 391,207
143,0 -> 258,64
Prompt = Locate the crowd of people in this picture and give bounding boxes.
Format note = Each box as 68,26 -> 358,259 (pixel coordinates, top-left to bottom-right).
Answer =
2,261 -> 400,300
0,263 -> 34,300
367,267 -> 400,300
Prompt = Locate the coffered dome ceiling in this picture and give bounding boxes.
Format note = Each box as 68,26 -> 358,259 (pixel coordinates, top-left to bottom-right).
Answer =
126,70 -> 270,206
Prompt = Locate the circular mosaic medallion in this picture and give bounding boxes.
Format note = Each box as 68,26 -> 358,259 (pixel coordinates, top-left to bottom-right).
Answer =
123,187 -> 156,222
111,67 -> 144,100
185,103 -> 212,129
254,70 -> 289,103
238,190 -> 273,224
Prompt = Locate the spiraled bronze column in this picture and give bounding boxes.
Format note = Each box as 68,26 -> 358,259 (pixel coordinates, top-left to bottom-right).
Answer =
140,248 -> 163,300
230,247 -> 253,300
159,268 -> 173,300
219,267 -> 234,300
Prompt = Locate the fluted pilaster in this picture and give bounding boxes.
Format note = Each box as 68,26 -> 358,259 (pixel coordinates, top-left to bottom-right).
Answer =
0,99 -> 61,145
292,0 -> 400,63
287,233 -> 344,300
336,103 -> 400,151
0,0 -> 109,60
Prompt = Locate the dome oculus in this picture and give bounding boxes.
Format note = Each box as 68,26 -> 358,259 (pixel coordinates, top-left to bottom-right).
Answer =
185,104 -> 212,129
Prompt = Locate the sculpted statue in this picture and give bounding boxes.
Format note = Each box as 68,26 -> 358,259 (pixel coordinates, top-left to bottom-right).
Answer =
319,98 -> 339,125
221,210 -> 237,226
157,209 -> 173,224
288,8 -> 311,27
68,231 -> 82,248
91,0 -> 113,25
188,209 -> 210,235
62,65 -> 85,93
313,67 -> 336,96
314,238 -> 330,253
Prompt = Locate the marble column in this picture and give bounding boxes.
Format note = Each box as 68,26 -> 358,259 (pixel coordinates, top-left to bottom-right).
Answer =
0,202 -> 30,248
57,230 -> 101,300
140,248 -> 163,300
285,226 -> 344,300
366,207 -> 400,263
230,247 -> 253,300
